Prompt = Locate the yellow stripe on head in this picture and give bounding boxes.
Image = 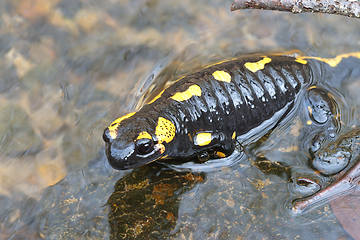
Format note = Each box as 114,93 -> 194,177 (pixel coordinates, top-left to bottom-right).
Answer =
108,112 -> 136,139
136,131 -> 152,140
244,57 -> 272,73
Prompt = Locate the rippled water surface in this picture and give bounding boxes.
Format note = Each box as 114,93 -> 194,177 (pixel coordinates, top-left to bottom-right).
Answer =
1,0 -> 360,239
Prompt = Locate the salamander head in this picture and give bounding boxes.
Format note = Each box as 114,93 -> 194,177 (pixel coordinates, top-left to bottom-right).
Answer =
103,113 -> 175,170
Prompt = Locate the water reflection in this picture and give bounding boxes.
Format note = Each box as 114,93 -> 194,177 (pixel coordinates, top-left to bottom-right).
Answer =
108,164 -> 204,239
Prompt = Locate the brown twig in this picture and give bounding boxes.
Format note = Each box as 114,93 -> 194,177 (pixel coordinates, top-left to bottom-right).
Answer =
231,0 -> 360,19
292,158 -> 360,214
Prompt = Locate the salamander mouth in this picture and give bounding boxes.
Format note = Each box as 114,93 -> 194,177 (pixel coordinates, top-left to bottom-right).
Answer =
103,129 -> 111,143
104,140 -> 134,169
105,151 -> 162,170
104,141 -> 163,170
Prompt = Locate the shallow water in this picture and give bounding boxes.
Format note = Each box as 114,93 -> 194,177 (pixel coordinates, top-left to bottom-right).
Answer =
1,0 -> 360,239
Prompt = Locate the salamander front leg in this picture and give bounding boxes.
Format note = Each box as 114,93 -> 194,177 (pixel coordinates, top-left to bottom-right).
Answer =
194,131 -> 236,162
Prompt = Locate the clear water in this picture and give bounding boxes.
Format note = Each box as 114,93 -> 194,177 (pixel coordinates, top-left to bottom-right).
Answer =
1,0 -> 360,239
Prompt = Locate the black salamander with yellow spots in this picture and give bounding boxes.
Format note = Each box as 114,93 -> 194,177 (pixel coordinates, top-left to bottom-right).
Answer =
103,52 -> 360,170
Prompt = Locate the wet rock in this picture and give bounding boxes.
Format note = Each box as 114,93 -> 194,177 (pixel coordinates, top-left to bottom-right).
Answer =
307,87 -> 334,125
312,129 -> 360,175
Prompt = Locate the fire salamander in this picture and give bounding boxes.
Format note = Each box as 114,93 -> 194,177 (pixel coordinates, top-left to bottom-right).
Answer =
103,52 -> 360,170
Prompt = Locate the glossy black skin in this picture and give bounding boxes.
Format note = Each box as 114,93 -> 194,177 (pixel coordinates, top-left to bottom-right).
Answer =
103,55 -> 311,170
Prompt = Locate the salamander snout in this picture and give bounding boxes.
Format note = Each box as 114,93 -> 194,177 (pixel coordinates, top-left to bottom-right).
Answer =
103,122 -> 166,170
103,128 -> 111,143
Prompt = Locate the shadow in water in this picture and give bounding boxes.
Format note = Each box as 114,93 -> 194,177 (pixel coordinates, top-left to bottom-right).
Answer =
107,164 -> 204,239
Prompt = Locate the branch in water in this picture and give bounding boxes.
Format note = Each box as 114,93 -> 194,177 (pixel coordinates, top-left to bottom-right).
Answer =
231,0 -> 360,19
292,157 -> 360,214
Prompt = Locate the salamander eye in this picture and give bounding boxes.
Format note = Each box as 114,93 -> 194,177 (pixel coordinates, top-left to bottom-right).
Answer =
135,138 -> 154,155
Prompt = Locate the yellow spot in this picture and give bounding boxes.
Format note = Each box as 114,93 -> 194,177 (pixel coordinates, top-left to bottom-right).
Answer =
244,57 -> 272,73
108,112 -> 136,139
308,106 -> 313,115
212,70 -> 231,83
295,58 -> 307,64
136,131 -> 152,140
170,85 -> 201,102
148,89 -> 164,104
232,131 -> 236,140
307,120 -> 312,125
216,151 -> 226,158
298,52 -> 360,67
155,117 -> 175,144
155,143 -> 166,154
195,132 -> 212,146
148,76 -> 189,105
